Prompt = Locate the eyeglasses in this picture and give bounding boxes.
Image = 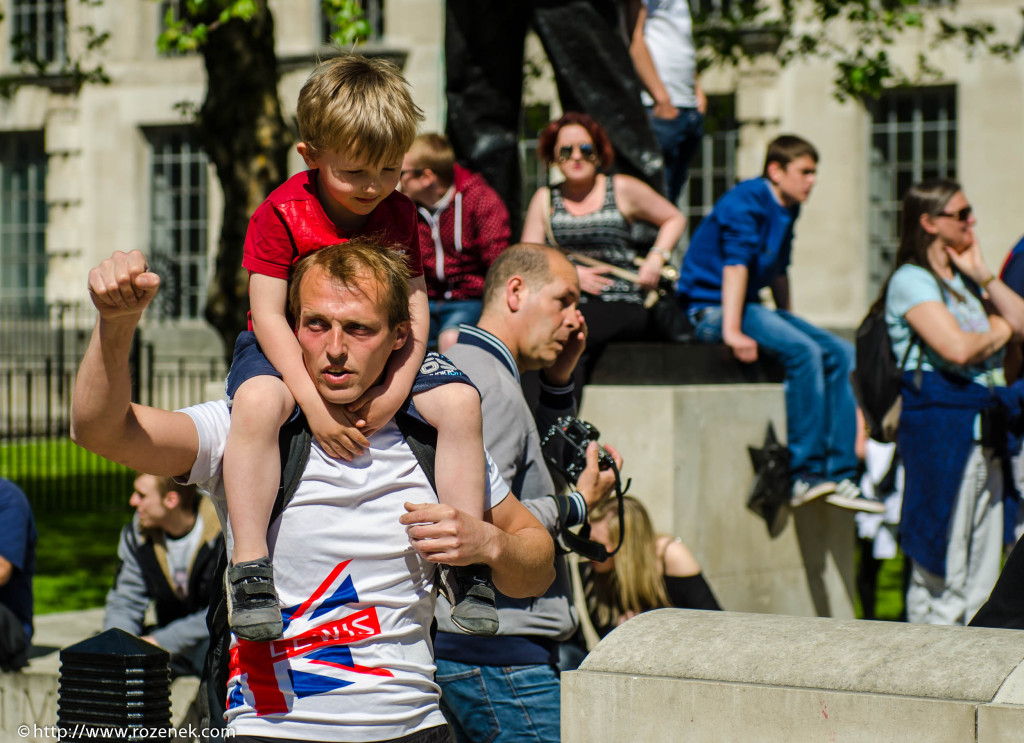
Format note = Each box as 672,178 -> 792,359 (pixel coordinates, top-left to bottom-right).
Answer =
400,168 -> 424,180
935,205 -> 973,222
556,143 -> 596,162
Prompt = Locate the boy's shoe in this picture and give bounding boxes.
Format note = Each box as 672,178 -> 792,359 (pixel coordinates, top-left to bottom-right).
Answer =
825,479 -> 887,514
225,557 -> 283,641
790,478 -> 837,507
438,564 -> 499,636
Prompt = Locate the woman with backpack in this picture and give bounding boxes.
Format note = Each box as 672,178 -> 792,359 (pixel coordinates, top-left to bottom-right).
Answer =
882,178 -> 1024,625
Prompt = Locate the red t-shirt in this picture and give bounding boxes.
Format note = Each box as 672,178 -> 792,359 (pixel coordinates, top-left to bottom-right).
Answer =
242,169 -> 423,280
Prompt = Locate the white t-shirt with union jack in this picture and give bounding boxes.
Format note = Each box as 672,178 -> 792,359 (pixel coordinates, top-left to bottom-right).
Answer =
179,400 -> 508,741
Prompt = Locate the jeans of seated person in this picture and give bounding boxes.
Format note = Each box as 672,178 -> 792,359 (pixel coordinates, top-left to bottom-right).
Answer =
647,107 -> 703,206
688,303 -> 858,483
428,300 -> 483,347
435,659 -> 560,743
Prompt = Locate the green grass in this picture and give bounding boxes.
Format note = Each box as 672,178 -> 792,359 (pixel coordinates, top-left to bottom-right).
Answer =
33,508 -> 132,614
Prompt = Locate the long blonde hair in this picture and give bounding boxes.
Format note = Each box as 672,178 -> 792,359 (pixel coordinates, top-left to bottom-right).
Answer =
586,496 -> 671,632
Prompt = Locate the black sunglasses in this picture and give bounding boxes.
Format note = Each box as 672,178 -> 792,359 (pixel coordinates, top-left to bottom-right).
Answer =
557,143 -> 596,162
935,205 -> 973,222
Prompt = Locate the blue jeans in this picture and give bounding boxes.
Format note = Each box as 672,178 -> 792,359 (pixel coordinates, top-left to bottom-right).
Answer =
429,300 -> 483,345
647,107 -> 703,205
435,659 -> 561,743
690,304 -> 858,483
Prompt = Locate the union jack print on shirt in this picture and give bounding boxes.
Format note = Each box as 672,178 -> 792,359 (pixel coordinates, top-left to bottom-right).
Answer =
227,559 -> 394,716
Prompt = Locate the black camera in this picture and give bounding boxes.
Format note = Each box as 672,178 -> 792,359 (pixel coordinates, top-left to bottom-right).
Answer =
540,416 -> 616,486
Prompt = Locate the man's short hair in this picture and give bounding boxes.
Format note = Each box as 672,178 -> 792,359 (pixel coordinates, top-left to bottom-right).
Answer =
481,243 -> 557,310
289,240 -> 412,329
407,133 -> 456,187
763,135 -> 819,176
297,54 -> 424,164
143,475 -> 201,513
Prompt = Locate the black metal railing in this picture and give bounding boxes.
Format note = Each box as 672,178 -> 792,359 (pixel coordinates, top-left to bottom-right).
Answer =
0,300 -> 226,510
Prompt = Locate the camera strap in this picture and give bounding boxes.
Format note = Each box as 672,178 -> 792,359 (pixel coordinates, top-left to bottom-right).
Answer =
553,460 -> 630,562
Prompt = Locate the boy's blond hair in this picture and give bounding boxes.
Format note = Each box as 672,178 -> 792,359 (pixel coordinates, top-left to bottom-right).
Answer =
407,133 -> 456,187
297,54 -> 424,164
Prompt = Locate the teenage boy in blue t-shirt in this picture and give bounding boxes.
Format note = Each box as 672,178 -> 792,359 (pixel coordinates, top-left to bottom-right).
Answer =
678,135 -> 882,513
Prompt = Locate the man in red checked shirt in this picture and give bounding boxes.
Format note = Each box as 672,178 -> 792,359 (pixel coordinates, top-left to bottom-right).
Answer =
401,133 -> 511,352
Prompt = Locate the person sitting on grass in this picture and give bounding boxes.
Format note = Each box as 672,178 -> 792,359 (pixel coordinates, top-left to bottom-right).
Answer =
103,473 -> 223,677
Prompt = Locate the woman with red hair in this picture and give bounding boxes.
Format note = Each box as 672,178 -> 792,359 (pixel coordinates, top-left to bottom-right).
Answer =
522,112 -> 685,393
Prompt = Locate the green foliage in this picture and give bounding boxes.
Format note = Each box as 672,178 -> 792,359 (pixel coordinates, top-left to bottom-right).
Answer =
157,0 -> 370,54
157,0 -> 258,55
694,0 -> 1022,100
322,0 -> 372,48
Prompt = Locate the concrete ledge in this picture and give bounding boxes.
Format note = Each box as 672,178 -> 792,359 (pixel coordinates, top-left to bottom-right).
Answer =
563,610 -> 1024,742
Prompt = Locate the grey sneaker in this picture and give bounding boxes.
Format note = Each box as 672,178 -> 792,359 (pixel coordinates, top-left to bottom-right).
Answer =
790,478 -> 837,507
438,564 -> 499,636
225,557 -> 283,641
825,479 -> 887,514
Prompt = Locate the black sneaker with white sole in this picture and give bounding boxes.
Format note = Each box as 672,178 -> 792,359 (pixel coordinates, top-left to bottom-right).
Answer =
225,557 -> 283,641
437,564 -> 499,636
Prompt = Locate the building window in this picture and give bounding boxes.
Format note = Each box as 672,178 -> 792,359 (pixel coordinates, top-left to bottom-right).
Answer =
10,0 -> 66,66
680,95 -> 738,246
0,132 -> 48,317
147,128 -> 210,321
868,86 -> 957,296
319,0 -> 384,45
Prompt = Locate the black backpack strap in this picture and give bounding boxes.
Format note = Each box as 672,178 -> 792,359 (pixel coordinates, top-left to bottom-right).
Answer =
271,413 -> 314,524
395,410 -> 439,495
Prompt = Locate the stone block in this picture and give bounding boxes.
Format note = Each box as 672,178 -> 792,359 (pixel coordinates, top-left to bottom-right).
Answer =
581,379 -> 854,618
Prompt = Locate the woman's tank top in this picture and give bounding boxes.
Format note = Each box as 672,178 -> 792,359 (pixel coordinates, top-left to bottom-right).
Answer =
550,176 -> 641,305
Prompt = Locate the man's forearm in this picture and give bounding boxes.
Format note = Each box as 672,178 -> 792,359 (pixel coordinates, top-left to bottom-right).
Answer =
486,521 -> 555,598
70,316 -> 140,458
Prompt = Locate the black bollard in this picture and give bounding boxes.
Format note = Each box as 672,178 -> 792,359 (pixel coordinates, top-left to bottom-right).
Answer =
57,628 -> 172,741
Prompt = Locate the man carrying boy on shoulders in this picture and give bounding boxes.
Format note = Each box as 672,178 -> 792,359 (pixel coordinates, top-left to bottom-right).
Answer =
72,244 -> 555,742
677,135 -> 883,514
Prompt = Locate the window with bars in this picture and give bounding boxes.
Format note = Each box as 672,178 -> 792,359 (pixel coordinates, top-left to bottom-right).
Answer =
147,128 -> 210,321
0,132 -> 48,317
10,0 -> 67,66
867,86 -> 957,297
680,95 -> 739,247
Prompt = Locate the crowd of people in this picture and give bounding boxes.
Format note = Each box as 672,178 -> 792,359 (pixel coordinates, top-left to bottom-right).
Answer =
2,12 -> 1022,740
